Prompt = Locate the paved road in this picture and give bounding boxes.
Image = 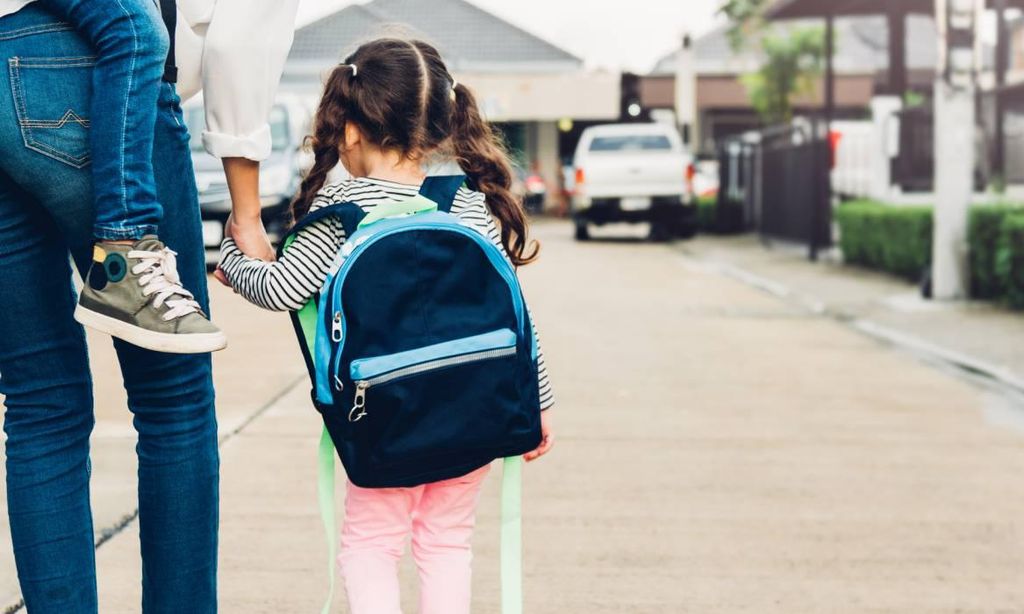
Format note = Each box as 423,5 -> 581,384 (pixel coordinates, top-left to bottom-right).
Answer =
5,219 -> 1024,612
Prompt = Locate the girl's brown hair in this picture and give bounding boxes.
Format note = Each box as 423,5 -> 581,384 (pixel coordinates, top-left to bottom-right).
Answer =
292,38 -> 538,266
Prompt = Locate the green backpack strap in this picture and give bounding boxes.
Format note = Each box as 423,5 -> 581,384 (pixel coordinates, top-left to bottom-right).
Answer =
317,426 -> 338,614
500,456 -> 524,614
357,193 -> 438,228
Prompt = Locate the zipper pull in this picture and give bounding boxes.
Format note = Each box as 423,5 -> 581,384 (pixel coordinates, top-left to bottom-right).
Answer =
348,381 -> 369,422
331,312 -> 343,342
333,375 -> 344,392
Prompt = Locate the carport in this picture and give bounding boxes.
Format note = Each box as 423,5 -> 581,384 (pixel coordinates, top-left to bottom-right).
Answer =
765,0 -> 1024,177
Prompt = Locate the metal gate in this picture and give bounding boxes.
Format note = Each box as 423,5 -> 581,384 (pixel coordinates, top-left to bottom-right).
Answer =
718,118 -> 833,259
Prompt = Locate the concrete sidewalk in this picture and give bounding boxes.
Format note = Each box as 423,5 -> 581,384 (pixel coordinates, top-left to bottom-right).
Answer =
5,220 -> 1024,612
680,234 -> 1024,393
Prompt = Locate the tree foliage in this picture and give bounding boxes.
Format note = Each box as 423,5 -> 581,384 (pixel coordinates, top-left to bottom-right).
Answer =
719,0 -> 768,51
741,28 -> 825,123
719,0 -> 828,124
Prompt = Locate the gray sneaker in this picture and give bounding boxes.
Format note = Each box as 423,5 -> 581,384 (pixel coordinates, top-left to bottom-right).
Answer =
74,237 -> 227,354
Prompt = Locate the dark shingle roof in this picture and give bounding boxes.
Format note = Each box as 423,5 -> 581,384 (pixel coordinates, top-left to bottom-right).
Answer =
287,0 -> 581,73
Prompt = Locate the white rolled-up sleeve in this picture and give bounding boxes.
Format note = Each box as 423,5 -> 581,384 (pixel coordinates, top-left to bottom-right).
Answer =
199,0 -> 299,160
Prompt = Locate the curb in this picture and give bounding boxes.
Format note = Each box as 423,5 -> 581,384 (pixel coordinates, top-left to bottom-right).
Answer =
686,254 -> 1024,398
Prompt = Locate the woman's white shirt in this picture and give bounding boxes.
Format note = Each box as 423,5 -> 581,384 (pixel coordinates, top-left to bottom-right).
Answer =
174,0 -> 299,161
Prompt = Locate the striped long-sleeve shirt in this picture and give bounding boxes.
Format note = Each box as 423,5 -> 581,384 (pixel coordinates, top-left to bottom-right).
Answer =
219,176 -> 554,410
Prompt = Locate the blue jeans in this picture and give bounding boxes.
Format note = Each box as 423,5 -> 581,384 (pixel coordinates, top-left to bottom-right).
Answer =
36,0 -> 166,241
0,5 -> 218,613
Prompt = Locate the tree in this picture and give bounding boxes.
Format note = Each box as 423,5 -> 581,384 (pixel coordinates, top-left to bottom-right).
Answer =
719,0 -> 827,124
741,27 -> 826,123
720,0 -> 768,51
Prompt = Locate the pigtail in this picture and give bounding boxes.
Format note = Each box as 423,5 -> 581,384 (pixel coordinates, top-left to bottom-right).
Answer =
291,65 -> 352,221
450,84 -> 538,266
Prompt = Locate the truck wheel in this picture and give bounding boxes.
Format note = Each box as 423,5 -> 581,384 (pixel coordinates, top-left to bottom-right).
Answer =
649,222 -> 673,243
676,222 -> 698,240
574,221 -> 591,241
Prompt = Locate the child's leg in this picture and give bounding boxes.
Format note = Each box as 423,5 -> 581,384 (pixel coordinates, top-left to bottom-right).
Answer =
411,464 -> 491,614
39,0 -> 167,240
340,480 -> 424,614
36,1 -> 223,353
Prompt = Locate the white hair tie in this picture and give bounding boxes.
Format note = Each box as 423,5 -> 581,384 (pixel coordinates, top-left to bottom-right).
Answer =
345,63 -> 358,77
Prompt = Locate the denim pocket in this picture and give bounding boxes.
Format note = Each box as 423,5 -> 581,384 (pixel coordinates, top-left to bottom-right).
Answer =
8,55 -> 95,168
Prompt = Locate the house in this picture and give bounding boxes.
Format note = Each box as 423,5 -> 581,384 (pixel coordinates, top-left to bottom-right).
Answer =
643,15 -> 938,155
281,0 -> 620,207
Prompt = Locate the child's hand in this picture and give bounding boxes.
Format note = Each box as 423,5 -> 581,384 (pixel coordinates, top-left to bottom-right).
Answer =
213,267 -> 231,288
523,410 -> 554,462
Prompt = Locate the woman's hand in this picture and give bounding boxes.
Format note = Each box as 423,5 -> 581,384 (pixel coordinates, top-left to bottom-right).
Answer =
225,212 -> 275,262
524,410 -> 554,462
221,157 -> 275,261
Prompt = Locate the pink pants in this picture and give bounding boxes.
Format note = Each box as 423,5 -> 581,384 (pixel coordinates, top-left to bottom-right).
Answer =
338,464 -> 491,614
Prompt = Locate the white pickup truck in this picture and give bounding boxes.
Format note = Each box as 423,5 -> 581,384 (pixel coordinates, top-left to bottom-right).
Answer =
571,123 -> 696,241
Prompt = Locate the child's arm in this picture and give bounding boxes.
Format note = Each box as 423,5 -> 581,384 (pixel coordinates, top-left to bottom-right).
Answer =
218,214 -> 345,312
450,190 -> 555,411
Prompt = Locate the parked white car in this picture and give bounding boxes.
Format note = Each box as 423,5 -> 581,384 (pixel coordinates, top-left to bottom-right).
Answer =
571,123 -> 696,241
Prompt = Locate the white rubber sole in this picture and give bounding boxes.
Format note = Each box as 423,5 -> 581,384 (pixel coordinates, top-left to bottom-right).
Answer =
74,305 -> 228,354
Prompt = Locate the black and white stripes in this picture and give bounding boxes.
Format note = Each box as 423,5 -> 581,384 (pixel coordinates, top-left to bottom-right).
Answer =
219,177 -> 554,410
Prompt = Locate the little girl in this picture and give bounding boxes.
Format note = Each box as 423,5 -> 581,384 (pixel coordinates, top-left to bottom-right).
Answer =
217,38 -> 554,613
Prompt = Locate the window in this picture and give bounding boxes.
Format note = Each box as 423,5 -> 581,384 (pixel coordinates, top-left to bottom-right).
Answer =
589,134 -> 673,152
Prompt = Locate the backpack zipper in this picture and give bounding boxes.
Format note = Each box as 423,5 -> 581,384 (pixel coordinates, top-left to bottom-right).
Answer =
347,346 -> 516,422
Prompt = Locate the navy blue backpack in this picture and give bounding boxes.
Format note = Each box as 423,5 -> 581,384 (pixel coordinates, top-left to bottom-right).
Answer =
280,175 -> 541,613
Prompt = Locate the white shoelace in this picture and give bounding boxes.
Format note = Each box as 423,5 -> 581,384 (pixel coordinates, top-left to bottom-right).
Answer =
128,247 -> 202,321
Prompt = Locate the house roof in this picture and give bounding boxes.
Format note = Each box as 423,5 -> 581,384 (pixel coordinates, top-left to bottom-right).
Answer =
767,0 -> 1024,18
651,15 -> 938,77
286,0 -> 582,74
765,0 -> 933,19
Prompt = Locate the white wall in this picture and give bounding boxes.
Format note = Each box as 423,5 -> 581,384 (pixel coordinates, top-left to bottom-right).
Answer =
454,72 -> 620,122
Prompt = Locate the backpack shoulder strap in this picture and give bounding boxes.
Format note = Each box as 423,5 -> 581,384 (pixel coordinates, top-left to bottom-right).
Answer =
419,174 -> 466,213
279,201 -> 366,257
159,0 -> 177,83
278,201 -> 365,411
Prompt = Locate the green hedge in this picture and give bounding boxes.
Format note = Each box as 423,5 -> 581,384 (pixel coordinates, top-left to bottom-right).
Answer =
996,213 -> 1024,309
696,193 -> 745,235
696,195 -> 717,232
969,205 -> 1019,299
835,200 -> 933,280
836,200 -> 1024,310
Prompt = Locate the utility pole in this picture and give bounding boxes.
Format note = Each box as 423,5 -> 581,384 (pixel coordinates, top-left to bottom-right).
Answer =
994,0 -> 1008,182
675,33 -> 698,151
932,0 -> 981,300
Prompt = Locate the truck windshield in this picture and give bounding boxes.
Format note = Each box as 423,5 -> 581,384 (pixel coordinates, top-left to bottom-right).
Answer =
589,135 -> 672,152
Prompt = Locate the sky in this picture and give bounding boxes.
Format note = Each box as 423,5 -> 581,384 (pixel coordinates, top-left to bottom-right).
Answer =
295,0 -> 726,74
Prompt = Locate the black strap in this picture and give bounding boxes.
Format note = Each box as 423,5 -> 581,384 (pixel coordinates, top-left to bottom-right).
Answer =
419,175 -> 466,213
276,202 -> 366,259
159,0 -> 177,83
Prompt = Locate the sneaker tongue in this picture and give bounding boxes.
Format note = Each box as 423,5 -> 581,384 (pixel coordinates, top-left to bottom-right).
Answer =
133,236 -> 165,252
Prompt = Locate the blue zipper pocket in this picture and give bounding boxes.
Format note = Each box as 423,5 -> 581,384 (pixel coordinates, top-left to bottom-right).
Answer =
346,328 -> 517,422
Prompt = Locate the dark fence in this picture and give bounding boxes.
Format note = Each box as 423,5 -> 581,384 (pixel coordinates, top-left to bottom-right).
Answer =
892,106 -> 934,192
896,97 -> 996,192
980,84 -> 1024,186
717,118 -> 833,259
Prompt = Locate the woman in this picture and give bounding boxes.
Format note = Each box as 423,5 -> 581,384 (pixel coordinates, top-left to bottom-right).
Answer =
0,0 -> 296,611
